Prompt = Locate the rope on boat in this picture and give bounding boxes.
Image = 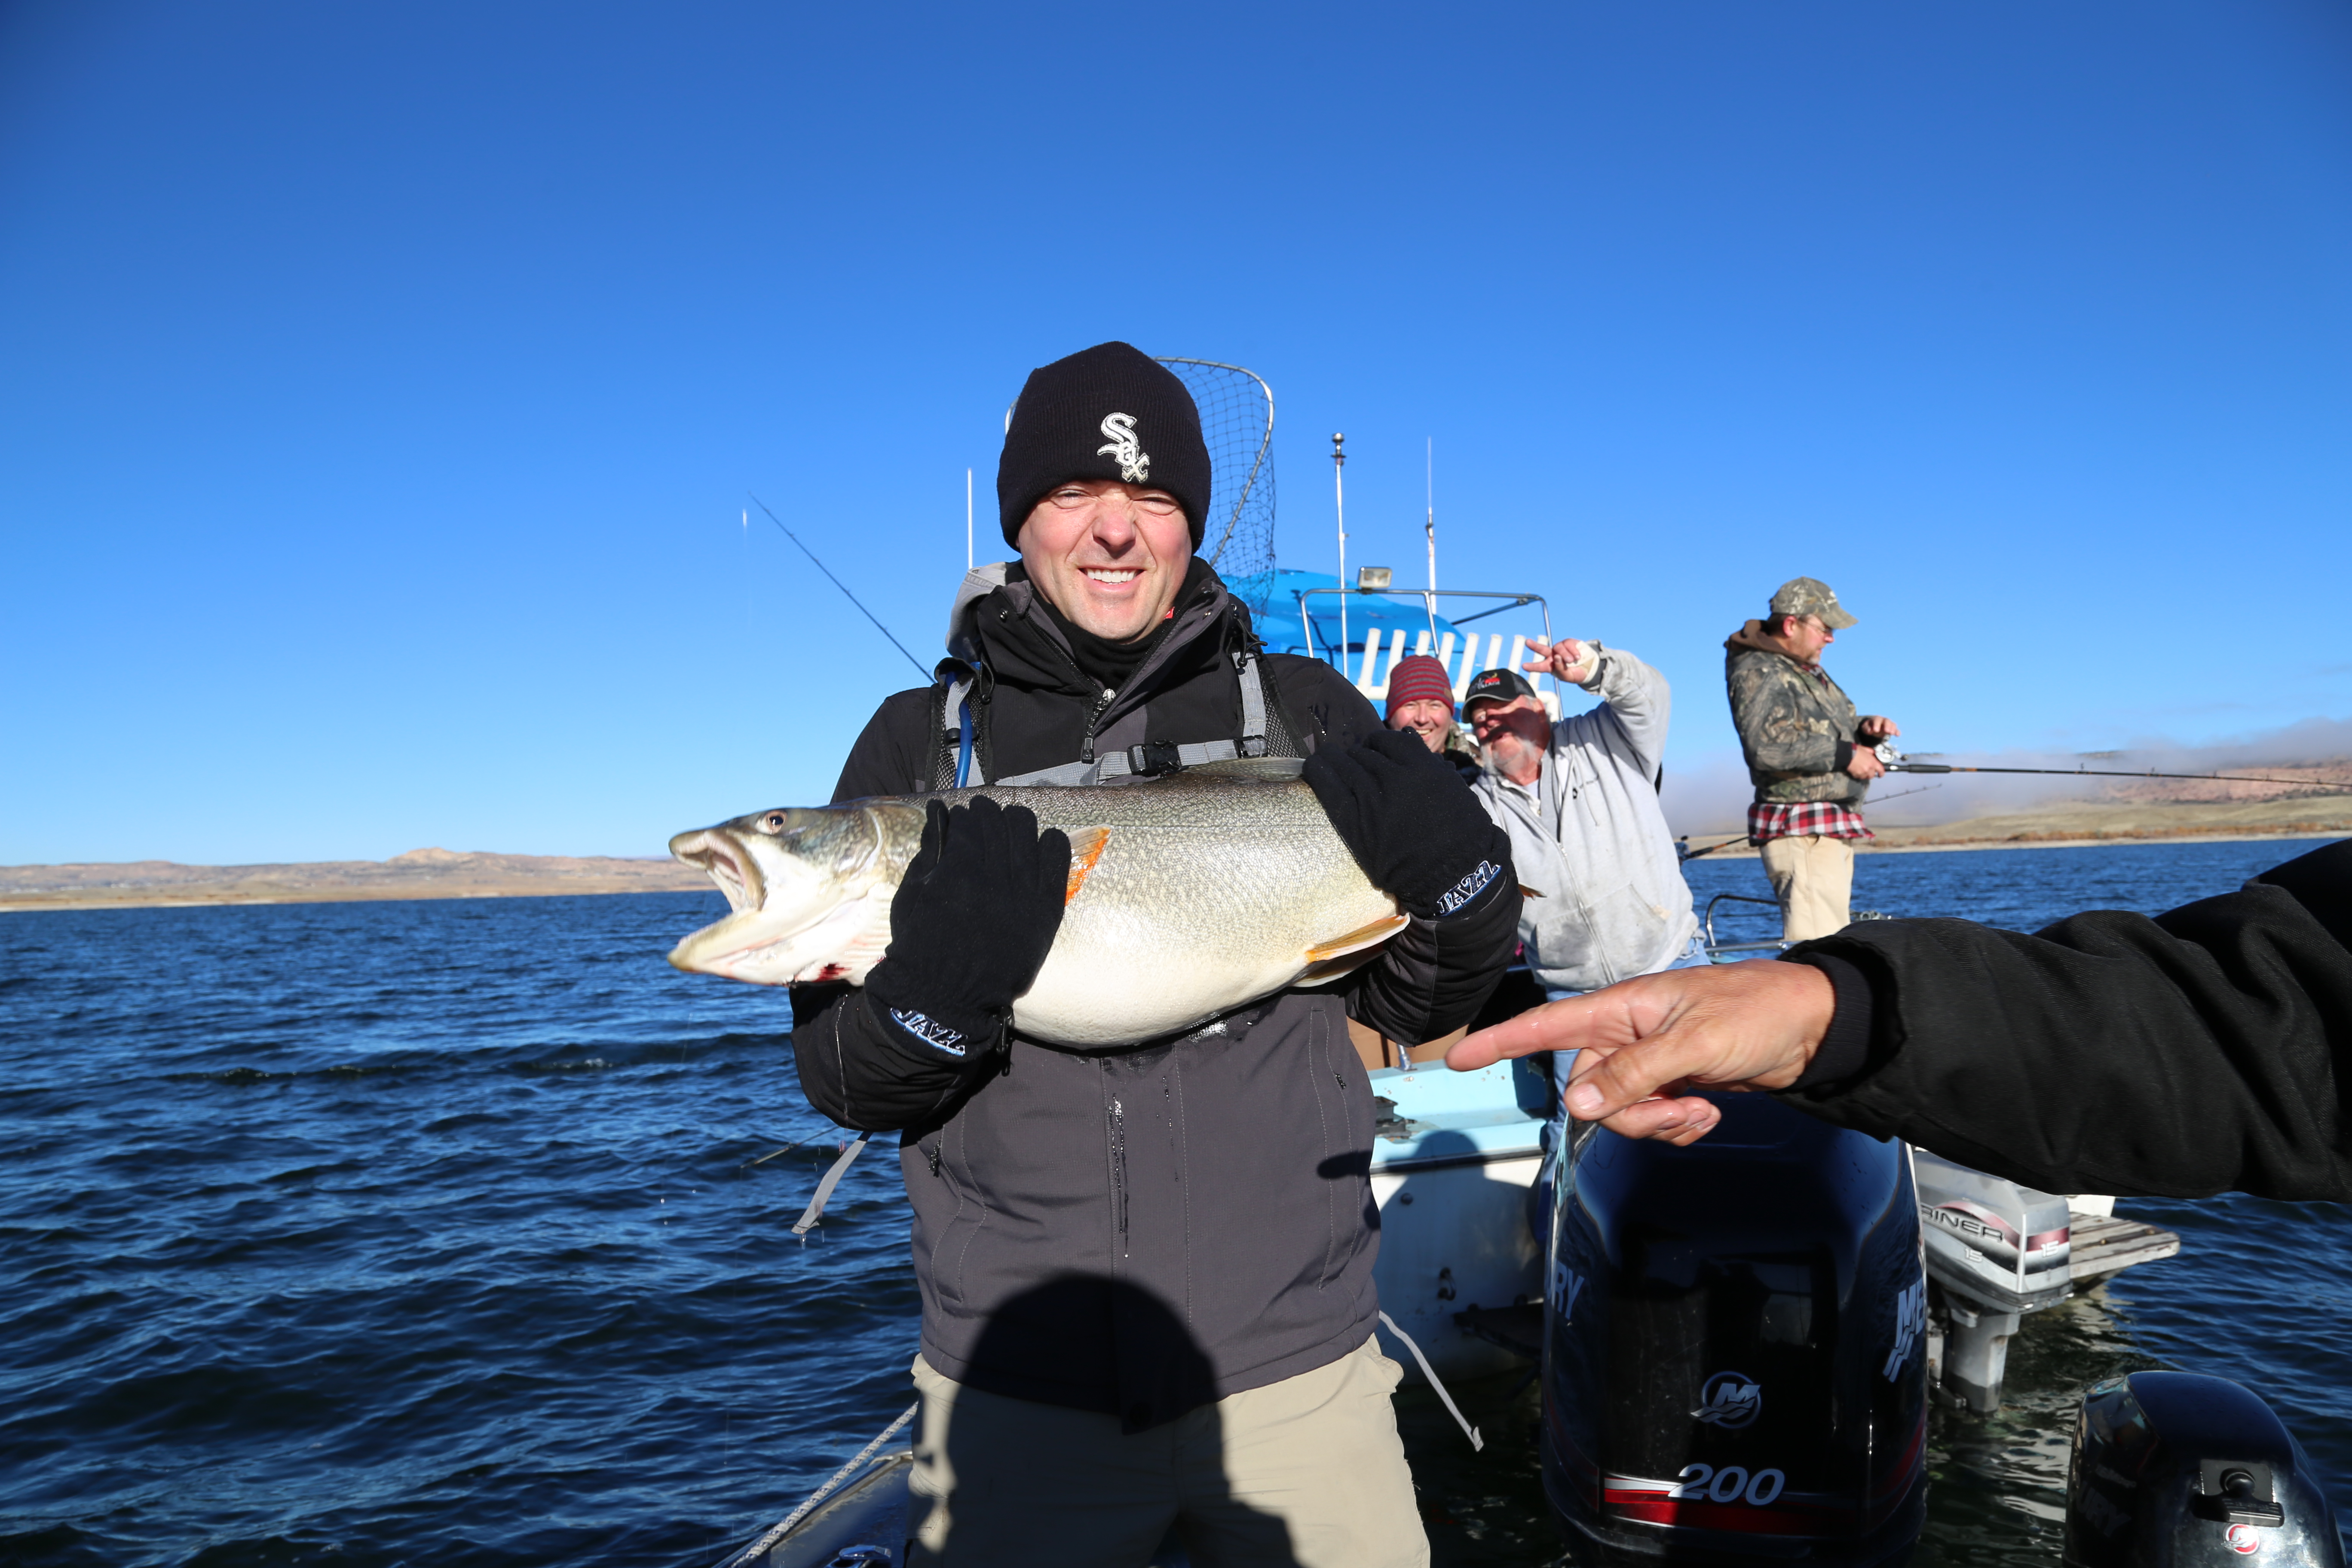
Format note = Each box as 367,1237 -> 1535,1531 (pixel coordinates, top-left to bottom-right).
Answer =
717,1399 -> 921,1568
791,1138 -> 869,1240
1378,1311 -> 1483,1452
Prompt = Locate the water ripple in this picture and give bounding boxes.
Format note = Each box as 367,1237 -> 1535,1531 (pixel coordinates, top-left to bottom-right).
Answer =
0,851 -> 2343,1565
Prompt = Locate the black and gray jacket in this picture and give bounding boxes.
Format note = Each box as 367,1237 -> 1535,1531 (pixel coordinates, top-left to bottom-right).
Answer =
1782,839 -> 2352,1202
790,560 -> 1519,1429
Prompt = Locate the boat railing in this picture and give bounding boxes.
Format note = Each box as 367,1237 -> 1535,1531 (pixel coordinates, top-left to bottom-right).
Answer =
1703,891 -> 1783,949
1703,897 -> 1895,960
1291,585 -> 1560,714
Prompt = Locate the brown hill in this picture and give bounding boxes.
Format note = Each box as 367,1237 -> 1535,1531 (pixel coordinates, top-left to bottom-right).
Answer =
0,849 -> 712,913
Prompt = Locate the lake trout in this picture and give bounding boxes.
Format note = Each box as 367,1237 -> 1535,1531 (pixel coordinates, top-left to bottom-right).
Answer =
664,761 -> 1404,1048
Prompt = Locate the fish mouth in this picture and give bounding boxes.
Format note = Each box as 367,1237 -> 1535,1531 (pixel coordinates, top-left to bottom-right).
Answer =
669,827 -> 764,913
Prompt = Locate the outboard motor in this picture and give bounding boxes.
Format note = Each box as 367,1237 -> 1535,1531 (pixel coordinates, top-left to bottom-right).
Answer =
1543,1093 -> 1929,1565
1912,1149 -> 2073,1412
2065,1371 -> 2343,1567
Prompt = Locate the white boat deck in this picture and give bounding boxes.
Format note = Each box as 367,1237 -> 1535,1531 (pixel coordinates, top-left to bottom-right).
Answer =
1366,1057 -> 1550,1384
2070,1210 -> 2184,1281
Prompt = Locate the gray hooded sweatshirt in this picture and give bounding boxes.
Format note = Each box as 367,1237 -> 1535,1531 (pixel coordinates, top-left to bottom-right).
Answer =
1469,646 -> 1701,994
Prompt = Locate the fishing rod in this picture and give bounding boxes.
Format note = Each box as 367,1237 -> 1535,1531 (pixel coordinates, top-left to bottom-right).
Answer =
1876,747 -> 2352,794
1673,748 -> 2349,867
747,492 -> 931,682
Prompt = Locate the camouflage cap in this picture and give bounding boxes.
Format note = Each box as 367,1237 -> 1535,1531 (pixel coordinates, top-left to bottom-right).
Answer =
1768,576 -> 1857,630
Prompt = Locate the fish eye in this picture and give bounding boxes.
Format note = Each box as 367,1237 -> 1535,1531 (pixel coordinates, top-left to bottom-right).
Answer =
762,812 -> 788,833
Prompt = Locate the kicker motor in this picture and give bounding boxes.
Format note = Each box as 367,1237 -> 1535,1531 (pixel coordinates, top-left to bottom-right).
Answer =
2065,1371 -> 2343,1568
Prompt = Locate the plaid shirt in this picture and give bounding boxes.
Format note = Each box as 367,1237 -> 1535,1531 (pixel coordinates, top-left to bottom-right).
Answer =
1747,799 -> 1874,846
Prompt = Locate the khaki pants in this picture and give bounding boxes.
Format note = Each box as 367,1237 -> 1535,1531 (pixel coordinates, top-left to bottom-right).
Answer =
907,1335 -> 1427,1568
1761,833 -> 1855,941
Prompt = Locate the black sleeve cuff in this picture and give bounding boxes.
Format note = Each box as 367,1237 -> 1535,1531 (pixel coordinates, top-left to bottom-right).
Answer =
1428,845 -> 1514,920
858,965 -> 1004,1070
1832,739 -> 1855,773
1780,950 -> 1874,1090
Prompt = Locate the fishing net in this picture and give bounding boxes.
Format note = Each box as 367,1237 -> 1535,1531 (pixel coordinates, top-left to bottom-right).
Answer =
1158,357 -> 1277,612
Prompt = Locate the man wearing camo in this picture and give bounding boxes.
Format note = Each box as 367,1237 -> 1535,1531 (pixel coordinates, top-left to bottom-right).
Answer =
1723,577 -> 1902,941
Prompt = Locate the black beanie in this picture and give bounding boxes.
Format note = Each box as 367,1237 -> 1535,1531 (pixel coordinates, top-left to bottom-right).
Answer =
996,342 -> 1212,549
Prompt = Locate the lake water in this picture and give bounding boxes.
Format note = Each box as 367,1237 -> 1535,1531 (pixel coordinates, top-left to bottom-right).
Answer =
0,836 -> 2342,1566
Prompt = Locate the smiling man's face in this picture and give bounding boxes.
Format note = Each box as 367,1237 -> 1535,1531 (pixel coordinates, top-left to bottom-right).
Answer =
1016,479 -> 1194,642
1388,698 -> 1454,753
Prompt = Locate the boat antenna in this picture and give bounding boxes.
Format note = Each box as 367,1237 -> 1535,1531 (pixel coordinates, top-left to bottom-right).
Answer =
965,468 -> 973,572
1332,433 -> 1349,679
1423,438 -> 1439,638
746,492 -> 930,680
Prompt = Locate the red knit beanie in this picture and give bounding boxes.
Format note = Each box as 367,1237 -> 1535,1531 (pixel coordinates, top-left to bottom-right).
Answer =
1384,655 -> 1456,720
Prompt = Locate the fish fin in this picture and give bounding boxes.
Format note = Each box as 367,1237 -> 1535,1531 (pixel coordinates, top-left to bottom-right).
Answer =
1519,883 -> 1545,898
1295,950 -> 1386,987
1063,827 -> 1112,903
1304,913 -> 1411,963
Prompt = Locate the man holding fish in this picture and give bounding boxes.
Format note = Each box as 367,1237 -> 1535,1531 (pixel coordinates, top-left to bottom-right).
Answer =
674,343 -> 1518,1566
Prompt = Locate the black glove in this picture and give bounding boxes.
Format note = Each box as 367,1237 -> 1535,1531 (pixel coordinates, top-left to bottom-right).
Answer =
1304,727 -> 1512,919
862,796 -> 1071,1062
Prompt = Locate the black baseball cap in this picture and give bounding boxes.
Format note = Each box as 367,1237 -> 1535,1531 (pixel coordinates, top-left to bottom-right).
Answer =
1462,668 -> 1539,713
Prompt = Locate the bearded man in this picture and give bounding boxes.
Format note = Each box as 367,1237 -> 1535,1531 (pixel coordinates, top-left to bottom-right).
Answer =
1463,642 -> 1705,1002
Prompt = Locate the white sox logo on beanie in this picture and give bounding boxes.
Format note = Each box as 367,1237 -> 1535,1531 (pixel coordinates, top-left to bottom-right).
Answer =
1096,413 -> 1150,484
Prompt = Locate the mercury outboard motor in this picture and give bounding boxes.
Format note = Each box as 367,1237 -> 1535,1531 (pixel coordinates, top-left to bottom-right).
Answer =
1543,1093 -> 1929,1565
2065,1370 -> 2343,1567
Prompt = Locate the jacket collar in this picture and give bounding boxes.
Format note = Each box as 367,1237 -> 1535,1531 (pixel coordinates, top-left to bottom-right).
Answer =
949,558 -> 1243,711
1725,619 -> 1824,676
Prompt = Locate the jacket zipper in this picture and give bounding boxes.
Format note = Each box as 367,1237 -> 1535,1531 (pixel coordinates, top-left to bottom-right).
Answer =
1081,685 -> 1116,765
1059,598 -> 1212,765
1107,1090 -> 1129,1258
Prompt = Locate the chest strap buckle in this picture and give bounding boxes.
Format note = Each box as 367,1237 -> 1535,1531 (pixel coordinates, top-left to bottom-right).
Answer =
1127,740 -> 1186,778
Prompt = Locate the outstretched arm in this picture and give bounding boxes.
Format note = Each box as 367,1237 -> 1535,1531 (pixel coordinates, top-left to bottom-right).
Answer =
1446,961 -> 1832,1145
1531,639 -> 1672,775
1450,840 -> 2352,1201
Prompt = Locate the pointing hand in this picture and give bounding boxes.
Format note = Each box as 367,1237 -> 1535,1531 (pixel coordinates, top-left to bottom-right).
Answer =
1444,962 -> 1835,1145
1524,637 -> 1598,686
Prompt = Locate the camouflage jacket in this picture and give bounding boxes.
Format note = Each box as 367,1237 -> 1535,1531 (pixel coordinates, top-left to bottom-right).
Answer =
1724,621 -> 1869,806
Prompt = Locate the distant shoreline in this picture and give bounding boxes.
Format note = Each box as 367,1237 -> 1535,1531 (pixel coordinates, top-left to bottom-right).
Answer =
0,847 -> 714,916
6,822 -> 2344,914
0,884 -> 721,915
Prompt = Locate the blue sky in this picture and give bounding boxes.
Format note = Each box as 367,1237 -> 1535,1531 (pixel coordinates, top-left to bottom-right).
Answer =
5,1 -> 2348,863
